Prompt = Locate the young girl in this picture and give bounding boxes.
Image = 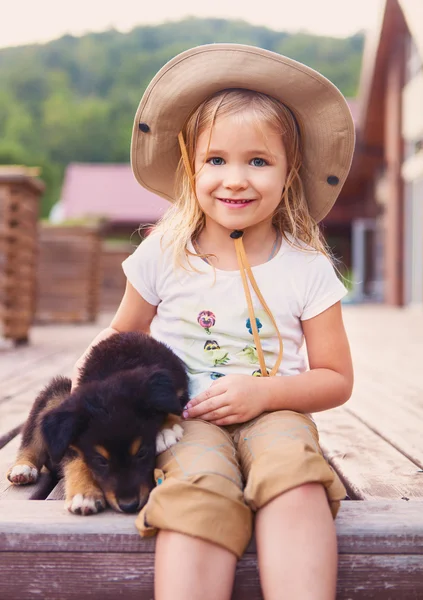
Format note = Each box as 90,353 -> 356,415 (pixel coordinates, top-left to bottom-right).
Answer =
73,44 -> 354,599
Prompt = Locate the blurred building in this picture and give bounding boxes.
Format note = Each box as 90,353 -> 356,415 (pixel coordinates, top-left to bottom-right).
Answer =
53,0 -> 423,307
346,0 -> 423,306
51,163 -> 170,236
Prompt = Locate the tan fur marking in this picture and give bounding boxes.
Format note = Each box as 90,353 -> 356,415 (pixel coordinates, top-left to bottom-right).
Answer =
94,445 -> 110,460
10,451 -> 40,472
12,387 -> 72,471
104,491 -> 120,512
130,437 -> 142,456
63,456 -> 103,500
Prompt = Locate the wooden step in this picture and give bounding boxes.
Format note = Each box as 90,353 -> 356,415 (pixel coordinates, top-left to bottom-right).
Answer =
0,500 -> 422,599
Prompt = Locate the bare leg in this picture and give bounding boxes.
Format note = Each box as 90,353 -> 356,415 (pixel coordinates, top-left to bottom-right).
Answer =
256,483 -> 338,600
155,530 -> 237,600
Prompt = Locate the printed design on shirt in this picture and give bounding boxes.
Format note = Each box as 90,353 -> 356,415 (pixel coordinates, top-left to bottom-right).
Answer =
252,368 -> 270,377
197,310 -> 216,335
244,313 -> 272,373
236,345 -> 259,365
203,340 -> 230,366
245,317 -> 262,335
210,372 -> 225,380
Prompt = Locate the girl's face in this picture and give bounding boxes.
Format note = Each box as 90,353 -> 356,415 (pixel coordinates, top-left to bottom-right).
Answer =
194,113 -> 288,233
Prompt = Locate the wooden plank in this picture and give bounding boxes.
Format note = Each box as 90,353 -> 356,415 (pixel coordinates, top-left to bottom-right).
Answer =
0,424 -> 21,450
346,382 -> 423,469
46,477 -> 65,500
0,500 -> 422,554
0,315 -> 112,438
0,501 -> 422,599
0,347 -> 79,403
0,384 -> 63,440
0,349 -> 79,439
0,346 -> 59,385
337,555 -> 423,600
1,552 -> 421,600
0,312 -> 110,377
314,407 -> 423,499
342,306 -> 423,468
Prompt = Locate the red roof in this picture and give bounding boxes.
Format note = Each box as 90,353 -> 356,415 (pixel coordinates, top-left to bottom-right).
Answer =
60,163 -> 170,224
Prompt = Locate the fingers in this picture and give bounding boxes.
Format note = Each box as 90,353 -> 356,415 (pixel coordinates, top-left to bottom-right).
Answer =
209,415 -> 238,426
195,405 -> 232,422
186,385 -> 223,408
183,398 -> 227,419
183,386 -> 226,418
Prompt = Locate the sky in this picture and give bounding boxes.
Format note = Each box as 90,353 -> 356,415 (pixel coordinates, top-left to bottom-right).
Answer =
0,0 -> 384,49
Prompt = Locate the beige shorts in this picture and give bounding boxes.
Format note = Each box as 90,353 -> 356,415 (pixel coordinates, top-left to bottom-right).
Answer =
136,410 -> 346,558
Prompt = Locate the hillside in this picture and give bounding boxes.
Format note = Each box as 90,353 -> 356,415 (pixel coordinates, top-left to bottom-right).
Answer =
0,18 -> 364,216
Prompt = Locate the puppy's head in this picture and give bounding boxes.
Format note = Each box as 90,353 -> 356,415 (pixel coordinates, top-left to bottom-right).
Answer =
42,367 -> 181,513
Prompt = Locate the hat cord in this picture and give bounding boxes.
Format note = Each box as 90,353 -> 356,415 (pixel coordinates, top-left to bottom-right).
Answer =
177,132 -> 284,377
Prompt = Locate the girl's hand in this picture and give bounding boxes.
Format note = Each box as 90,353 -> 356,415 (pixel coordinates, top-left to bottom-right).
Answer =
71,358 -> 85,392
183,375 -> 268,426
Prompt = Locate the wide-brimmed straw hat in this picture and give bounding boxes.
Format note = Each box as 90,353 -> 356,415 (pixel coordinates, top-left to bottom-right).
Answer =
131,43 -> 355,222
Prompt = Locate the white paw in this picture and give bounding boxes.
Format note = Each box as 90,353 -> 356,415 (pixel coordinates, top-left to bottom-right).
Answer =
65,493 -> 106,516
8,464 -> 39,485
156,424 -> 184,455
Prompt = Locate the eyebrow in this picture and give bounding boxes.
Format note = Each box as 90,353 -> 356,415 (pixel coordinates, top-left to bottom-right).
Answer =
198,148 -> 275,159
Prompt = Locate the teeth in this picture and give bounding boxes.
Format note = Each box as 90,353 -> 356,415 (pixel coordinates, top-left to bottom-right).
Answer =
222,199 -> 250,204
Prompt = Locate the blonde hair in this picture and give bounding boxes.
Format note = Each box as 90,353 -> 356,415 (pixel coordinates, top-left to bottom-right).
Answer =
152,88 -> 332,268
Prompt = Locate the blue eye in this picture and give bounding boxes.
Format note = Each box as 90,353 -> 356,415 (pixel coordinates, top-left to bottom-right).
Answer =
208,157 -> 225,166
251,158 -> 268,167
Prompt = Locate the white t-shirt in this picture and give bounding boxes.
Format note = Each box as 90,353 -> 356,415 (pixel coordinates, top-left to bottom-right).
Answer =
122,232 -> 347,398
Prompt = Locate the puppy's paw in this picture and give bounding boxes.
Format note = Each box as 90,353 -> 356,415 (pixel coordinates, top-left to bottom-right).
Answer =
65,492 -> 106,516
156,424 -> 184,455
7,464 -> 39,485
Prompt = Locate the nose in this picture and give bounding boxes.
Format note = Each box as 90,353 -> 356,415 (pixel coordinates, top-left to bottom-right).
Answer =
118,497 -> 140,513
223,165 -> 249,190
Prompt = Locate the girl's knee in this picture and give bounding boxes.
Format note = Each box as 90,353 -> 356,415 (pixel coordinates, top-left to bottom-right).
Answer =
280,481 -> 329,509
259,483 -> 331,519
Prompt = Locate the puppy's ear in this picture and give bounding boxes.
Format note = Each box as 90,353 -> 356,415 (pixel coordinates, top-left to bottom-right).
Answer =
41,406 -> 86,464
147,370 -> 183,415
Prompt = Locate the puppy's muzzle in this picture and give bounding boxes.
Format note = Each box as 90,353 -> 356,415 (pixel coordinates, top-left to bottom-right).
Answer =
118,497 -> 140,513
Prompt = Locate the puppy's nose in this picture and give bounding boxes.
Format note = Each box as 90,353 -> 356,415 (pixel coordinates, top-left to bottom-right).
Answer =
118,498 -> 140,513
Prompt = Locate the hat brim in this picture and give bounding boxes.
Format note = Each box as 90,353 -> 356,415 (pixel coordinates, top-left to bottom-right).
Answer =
131,44 -> 355,222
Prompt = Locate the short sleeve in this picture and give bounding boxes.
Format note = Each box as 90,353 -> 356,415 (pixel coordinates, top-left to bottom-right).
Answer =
121,234 -> 161,306
300,253 -> 348,321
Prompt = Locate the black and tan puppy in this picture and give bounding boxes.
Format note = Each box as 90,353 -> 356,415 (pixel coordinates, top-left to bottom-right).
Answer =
7,332 -> 189,515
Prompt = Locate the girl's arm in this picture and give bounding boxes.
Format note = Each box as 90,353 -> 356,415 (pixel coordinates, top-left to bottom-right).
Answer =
71,281 -> 157,389
263,301 -> 353,413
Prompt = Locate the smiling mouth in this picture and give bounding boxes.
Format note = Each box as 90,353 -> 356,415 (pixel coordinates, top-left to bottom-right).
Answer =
218,198 -> 254,204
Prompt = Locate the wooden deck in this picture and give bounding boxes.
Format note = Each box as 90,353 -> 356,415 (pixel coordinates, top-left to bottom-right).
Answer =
1,306 -> 423,599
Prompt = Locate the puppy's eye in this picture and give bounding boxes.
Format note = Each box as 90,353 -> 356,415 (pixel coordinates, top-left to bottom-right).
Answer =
94,454 -> 109,469
135,446 -> 148,460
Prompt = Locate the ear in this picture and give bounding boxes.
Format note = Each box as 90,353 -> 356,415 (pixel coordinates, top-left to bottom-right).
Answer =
41,407 -> 86,464
147,370 -> 183,415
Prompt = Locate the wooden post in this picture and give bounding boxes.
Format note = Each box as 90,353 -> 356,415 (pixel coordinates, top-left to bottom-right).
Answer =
383,27 -> 406,305
0,167 -> 44,344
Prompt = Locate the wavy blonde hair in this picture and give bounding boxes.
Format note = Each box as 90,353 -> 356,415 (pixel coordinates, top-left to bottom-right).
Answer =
151,88 -> 332,268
